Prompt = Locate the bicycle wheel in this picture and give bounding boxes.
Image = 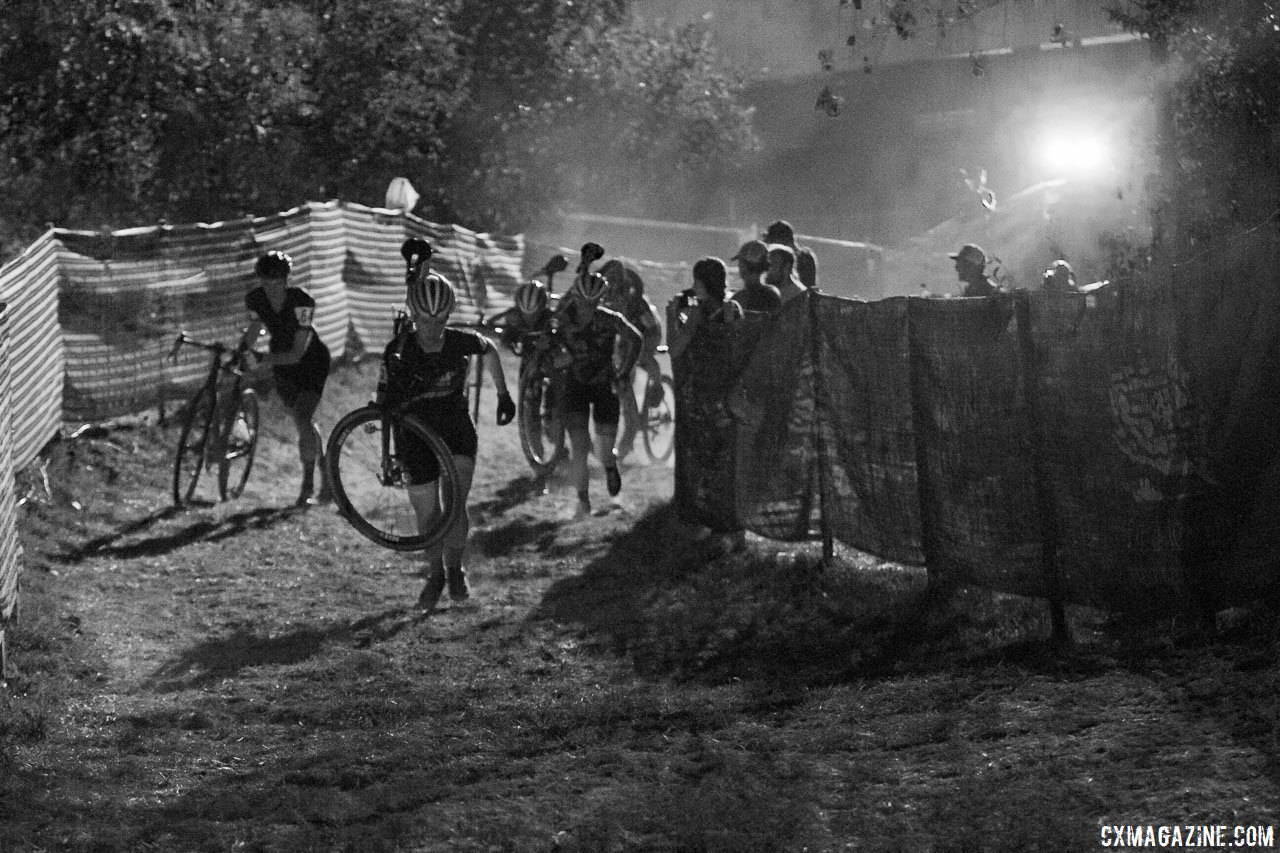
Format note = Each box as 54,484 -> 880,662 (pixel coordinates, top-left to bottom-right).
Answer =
614,369 -> 646,463
172,384 -> 215,506
641,374 -> 676,463
326,405 -> 463,552
518,366 -> 563,475
218,388 -> 259,501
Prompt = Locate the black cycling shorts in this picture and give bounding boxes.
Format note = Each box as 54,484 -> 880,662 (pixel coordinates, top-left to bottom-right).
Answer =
397,397 -> 478,485
273,340 -> 331,410
562,376 -> 620,429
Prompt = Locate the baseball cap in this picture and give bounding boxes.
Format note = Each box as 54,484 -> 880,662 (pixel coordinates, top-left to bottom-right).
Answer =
948,243 -> 987,266
766,243 -> 796,264
763,220 -> 795,245
730,239 -> 769,266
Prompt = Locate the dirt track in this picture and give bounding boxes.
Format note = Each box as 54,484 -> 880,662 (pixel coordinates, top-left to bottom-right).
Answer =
4,360 -> 1280,851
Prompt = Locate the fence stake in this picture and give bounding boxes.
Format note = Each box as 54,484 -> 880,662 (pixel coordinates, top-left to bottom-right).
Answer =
906,296 -> 949,600
1014,293 -> 1072,650
807,293 -> 835,566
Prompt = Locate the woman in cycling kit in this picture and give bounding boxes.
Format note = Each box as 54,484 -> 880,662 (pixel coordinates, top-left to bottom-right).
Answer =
239,251 -> 333,506
554,243 -> 643,519
385,239 -> 516,611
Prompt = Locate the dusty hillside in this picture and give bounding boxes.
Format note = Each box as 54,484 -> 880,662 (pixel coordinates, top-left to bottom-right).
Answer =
2,359 -> 1279,852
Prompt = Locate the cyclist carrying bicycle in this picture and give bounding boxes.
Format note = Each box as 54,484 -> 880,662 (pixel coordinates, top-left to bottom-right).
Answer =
553,243 -> 643,519
600,257 -> 666,459
488,279 -> 560,356
386,239 -> 516,611
601,258 -> 664,395
238,250 -> 333,507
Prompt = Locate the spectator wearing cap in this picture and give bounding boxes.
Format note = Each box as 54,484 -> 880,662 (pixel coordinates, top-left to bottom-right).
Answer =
1041,259 -> 1079,293
763,219 -> 819,291
765,243 -> 807,305
667,257 -> 745,361
949,243 -> 999,297
728,239 -> 782,314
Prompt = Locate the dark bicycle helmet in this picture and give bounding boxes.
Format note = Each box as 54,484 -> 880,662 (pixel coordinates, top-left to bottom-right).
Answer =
407,269 -> 456,317
515,280 -> 549,314
255,250 -> 293,279
571,271 -> 609,303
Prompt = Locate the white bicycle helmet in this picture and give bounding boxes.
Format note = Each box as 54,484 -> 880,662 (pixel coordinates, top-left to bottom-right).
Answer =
515,280 -> 549,314
407,270 -> 456,317
571,271 -> 609,303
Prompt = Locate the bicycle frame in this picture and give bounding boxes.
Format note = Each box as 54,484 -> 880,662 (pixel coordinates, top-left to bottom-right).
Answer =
169,330 -> 261,506
170,333 -> 252,443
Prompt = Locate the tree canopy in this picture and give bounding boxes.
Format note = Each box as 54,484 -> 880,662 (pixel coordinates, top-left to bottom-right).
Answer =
0,0 -> 757,258
1108,0 -> 1280,249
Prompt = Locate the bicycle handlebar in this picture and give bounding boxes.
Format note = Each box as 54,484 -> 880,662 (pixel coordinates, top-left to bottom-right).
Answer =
169,331 -> 259,367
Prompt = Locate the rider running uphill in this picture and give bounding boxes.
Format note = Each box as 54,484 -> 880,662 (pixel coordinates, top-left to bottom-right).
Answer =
553,243 -> 643,519
385,239 -> 516,611
240,250 -> 333,506
490,279 -> 559,356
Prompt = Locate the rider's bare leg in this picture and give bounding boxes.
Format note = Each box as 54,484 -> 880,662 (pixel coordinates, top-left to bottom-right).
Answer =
291,391 -> 324,505
408,455 -> 475,608
567,421 -> 593,516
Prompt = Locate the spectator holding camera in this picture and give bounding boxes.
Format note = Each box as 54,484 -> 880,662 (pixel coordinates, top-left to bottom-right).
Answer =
667,257 -> 745,362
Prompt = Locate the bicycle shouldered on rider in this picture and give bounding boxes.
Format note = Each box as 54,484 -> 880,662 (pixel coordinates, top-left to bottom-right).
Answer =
547,243 -> 644,520
486,255 -> 566,360
382,237 -> 516,612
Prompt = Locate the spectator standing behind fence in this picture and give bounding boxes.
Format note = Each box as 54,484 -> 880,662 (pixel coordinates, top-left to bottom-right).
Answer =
239,251 -> 333,507
729,239 -> 782,314
1041,259 -> 1079,293
666,257 -> 745,361
765,244 -> 808,306
949,243 -> 1001,298
763,219 -> 819,291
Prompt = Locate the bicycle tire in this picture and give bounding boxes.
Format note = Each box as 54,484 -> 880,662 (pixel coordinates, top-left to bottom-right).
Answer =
641,374 -> 676,463
218,388 -> 259,501
518,365 -> 563,476
172,383 -> 216,506
614,369 -> 647,464
326,405 -> 463,552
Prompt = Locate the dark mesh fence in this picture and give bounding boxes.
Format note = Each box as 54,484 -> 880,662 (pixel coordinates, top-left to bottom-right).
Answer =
907,294 -> 1044,597
672,229 -> 1280,615
813,296 -> 923,565
672,313 -> 767,532
1172,230 -> 1280,609
1023,284 -> 1189,612
732,298 -> 819,541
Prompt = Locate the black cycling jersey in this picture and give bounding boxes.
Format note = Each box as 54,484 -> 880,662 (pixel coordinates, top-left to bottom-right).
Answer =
245,285 -> 330,404
490,305 -> 556,355
382,326 -> 489,406
556,302 -> 638,387
382,326 -> 491,480
246,286 -> 320,354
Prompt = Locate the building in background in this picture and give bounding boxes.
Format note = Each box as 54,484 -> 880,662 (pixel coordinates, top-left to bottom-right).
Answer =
603,0 -> 1156,296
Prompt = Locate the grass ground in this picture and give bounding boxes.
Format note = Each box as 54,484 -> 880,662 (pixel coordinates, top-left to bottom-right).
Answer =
3,357 -> 1280,852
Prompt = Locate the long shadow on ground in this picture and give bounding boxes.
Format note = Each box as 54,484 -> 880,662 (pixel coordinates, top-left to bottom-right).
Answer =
470,474 -> 549,518
55,504 -> 310,563
146,608 -> 418,690
537,502 -> 1088,686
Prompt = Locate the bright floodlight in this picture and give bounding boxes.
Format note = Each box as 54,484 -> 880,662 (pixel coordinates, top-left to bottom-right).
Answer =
1036,126 -> 1111,177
